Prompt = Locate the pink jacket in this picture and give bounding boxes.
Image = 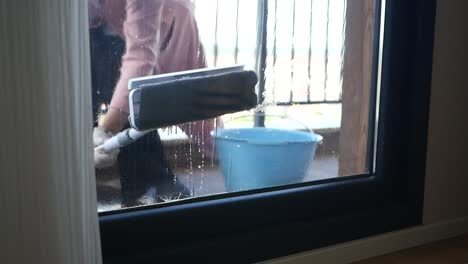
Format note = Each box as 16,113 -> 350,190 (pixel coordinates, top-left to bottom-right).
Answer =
89,0 -> 214,153
89,0 -> 206,113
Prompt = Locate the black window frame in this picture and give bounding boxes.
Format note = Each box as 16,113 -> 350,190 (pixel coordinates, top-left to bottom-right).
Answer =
98,0 -> 436,262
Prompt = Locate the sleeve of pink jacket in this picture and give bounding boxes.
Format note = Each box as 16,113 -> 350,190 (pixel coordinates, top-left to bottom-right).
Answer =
108,0 -> 215,155
109,0 -> 164,114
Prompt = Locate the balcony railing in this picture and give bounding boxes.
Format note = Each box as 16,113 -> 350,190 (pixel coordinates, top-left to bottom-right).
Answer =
193,0 -> 346,106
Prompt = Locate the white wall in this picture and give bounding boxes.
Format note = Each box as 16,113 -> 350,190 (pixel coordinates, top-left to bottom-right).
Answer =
423,0 -> 468,224
266,0 -> 468,263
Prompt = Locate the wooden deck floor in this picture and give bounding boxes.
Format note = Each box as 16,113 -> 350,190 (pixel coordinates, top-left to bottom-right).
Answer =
353,234 -> 468,264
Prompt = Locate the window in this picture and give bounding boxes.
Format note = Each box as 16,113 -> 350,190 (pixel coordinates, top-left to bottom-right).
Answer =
95,0 -> 436,262
94,0 -> 371,212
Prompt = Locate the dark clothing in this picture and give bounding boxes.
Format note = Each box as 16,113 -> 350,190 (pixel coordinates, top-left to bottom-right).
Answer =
89,27 -> 187,206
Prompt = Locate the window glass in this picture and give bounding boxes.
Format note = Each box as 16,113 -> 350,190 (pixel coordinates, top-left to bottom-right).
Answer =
91,0 -> 378,212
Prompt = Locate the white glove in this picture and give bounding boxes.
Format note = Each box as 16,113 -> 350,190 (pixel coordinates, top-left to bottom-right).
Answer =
93,127 -> 119,169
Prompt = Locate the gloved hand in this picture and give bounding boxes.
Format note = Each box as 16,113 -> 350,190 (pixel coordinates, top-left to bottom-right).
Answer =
93,127 -> 119,169
132,70 -> 259,130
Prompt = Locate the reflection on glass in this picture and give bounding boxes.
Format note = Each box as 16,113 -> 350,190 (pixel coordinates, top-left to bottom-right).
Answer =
91,0 -> 377,212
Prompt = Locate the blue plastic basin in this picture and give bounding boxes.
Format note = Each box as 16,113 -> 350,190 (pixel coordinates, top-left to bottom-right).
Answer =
213,128 -> 322,192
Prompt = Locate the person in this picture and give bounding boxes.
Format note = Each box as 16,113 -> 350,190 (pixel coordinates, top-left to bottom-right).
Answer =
89,0 -> 212,206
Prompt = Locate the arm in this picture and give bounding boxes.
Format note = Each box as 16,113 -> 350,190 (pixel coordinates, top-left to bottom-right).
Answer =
101,0 -> 164,133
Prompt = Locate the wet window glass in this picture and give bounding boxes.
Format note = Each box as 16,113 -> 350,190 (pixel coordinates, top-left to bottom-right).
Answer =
91,0 -> 379,212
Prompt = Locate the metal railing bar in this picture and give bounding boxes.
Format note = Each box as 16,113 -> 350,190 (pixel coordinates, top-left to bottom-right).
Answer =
323,0 -> 330,101
307,0 -> 314,103
276,100 -> 342,106
339,0 -> 347,101
254,0 -> 269,127
289,0 -> 297,103
213,0 -> 219,66
272,0 -> 278,100
234,0 -> 240,64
